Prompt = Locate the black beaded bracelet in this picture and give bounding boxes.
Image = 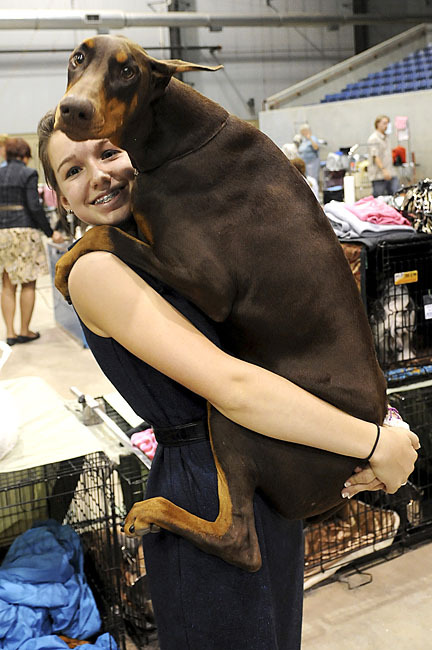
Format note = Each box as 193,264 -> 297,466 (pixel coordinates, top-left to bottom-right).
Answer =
364,424 -> 381,461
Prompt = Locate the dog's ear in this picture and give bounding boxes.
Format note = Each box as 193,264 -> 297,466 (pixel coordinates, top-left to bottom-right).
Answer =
154,59 -> 223,75
148,57 -> 222,94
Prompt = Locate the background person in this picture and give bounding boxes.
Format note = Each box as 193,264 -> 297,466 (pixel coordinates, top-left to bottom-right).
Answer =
0,134 -> 8,168
281,134 -> 302,160
38,110 -> 418,650
367,115 -> 400,197
298,123 -> 321,184
290,156 -> 319,200
0,137 -> 56,345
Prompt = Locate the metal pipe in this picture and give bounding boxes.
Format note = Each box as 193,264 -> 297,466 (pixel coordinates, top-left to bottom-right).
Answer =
69,386 -> 152,469
0,10 -> 429,30
0,45 -> 222,55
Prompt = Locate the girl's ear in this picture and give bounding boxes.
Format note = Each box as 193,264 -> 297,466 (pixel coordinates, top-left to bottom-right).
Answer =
60,195 -> 70,212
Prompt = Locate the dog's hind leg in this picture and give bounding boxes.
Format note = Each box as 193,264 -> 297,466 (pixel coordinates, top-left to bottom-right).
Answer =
123,407 -> 262,572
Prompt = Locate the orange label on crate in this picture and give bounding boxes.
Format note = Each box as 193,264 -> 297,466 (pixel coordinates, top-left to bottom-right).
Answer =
394,270 -> 418,285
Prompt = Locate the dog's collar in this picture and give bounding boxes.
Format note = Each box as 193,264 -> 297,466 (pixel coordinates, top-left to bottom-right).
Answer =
132,116 -> 229,175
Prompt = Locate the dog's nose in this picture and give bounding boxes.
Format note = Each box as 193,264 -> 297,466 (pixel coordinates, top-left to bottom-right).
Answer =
59,96 -> 95,125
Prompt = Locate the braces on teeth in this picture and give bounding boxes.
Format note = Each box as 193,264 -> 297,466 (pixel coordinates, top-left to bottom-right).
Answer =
95,190 -> 119,205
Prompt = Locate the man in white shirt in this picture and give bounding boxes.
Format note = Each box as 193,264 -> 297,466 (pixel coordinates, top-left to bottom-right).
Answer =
367,115 -> 399,197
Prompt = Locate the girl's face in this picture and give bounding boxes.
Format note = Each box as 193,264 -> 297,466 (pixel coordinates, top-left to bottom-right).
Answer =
48,130 -> 135,227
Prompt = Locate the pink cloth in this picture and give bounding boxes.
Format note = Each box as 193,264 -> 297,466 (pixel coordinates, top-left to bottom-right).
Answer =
345,195 -> 411,226
131,428 -> 158,460
42,185 -> 58,209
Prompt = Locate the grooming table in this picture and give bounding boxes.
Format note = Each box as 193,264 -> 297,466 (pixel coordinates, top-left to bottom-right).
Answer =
0,376 -> 145,472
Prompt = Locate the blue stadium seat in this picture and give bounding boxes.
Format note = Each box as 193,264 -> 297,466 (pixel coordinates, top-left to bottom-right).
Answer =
320,46 -> 432,104
387,83 -> 400,94
380,85 -> 393,95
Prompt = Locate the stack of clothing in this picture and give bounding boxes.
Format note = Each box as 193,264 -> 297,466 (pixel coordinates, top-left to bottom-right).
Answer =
324,195 -> 415,240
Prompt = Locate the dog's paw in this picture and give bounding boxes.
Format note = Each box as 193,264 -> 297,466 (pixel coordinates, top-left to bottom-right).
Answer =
123,501 -> 160,537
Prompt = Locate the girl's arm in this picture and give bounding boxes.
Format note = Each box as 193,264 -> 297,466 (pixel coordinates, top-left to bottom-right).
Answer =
68,251 -> 419,494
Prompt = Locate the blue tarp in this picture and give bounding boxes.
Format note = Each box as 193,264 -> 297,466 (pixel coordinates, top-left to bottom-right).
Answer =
0,520 -> 118,649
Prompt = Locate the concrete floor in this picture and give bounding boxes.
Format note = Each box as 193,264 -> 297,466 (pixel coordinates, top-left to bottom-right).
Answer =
2,270 -> 432,649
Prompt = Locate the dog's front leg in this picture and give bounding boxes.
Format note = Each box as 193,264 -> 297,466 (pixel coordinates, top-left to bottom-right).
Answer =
55,225 -> 149,300
123,407 -> 263,572
55,224 -> 235,322
123,492 -> 260,572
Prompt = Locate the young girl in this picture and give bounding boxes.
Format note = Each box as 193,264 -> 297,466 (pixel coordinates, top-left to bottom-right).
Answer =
38,110 -> 418,649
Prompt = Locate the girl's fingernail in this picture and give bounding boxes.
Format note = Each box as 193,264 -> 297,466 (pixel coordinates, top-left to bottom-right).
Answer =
341,491 -> 351,499
344,481 -> 351,487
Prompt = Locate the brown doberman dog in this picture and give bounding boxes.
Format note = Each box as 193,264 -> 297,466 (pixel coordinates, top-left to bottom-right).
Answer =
54,34 -> 387,571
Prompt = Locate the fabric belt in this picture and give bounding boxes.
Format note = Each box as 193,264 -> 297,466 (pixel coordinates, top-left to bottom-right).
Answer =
152,419 -> 209,447
0,205 -> 24,211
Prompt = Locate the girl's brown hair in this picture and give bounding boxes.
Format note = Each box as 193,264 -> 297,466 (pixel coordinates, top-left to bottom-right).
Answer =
37,110 -> 68,221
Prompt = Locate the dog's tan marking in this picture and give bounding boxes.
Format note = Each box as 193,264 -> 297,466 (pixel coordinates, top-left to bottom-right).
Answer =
85,38 -> 95,49
55,227 -> 117,297
206,403 -> 233,534
133,211 -> 154,245
105,97 -> 129,133
129,93 -> 138,114
54,70 -> 106,133
123,404 -> 262,571
116,51 -> 128,64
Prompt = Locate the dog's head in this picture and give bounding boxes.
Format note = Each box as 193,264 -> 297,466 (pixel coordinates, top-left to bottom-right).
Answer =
54,34 -> 222,147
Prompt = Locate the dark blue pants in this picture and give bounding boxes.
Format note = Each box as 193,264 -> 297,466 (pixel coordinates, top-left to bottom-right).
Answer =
143,441 -> 304,649
372,177 -> 400,197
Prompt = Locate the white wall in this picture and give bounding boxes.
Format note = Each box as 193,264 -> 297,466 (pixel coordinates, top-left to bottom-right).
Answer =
259,89 -> 432,178
0,0 -> 357,134
182,0 -> 356,119
0,0 -> 171,135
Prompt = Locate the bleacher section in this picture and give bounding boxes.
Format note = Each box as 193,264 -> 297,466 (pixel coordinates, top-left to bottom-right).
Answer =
322,45 -> 432,102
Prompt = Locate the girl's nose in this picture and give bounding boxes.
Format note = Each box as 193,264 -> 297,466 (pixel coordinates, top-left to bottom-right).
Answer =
90,164 -> 110,187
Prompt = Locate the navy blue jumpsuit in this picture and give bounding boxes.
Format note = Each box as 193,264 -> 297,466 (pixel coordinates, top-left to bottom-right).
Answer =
79,266 -> 304,650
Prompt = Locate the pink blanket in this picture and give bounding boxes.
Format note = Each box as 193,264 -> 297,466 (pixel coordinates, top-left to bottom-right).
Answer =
346,195 -> 411,226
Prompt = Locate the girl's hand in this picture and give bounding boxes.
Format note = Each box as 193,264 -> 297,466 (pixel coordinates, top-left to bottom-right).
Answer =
341,465 -> 385,499
52,229 -> 66,244
342,425 -> 419,498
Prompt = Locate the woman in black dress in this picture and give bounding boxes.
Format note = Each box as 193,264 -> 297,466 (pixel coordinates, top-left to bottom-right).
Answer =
38,111 -> 418,649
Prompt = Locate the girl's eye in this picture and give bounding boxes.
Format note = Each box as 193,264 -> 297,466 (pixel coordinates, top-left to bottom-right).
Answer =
65,166 -> 80,179
101,149 -> 119,160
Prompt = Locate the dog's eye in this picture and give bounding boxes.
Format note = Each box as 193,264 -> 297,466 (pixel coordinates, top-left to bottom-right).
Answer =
121,65 -> 135,80
71,52 -> 85,68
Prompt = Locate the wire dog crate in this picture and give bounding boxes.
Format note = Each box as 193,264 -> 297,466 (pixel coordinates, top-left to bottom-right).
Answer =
100,398 -> 157,647
0,452 -> 126,649
304,381 -> 432,589
366,237 -> 432,374
389,383 -> 432,531
112,455 -> 156,647
304,497 -> 403,590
